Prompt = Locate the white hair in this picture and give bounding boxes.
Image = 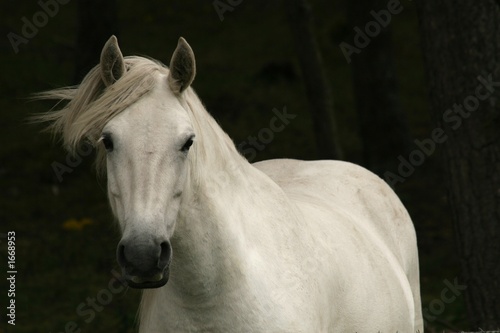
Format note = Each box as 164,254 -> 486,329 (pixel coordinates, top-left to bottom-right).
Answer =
33,56 -> 245,182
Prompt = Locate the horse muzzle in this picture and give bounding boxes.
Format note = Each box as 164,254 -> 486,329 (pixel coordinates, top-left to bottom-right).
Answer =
116,236 -> 172,289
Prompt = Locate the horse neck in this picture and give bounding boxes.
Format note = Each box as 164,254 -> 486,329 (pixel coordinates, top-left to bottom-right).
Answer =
164,92 -> 268,303
169,162 -> 252,300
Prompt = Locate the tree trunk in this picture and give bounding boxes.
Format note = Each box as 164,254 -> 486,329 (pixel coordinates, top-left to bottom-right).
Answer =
286,0 -> 343,160
74,0 -> 119,83
416,0 -> 500,328
348,0 -> 412,176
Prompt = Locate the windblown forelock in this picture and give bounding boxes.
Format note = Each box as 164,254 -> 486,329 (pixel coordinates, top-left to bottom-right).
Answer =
33,56 -> 168,175
79,59 -> 163,173
34,54 -> 245,186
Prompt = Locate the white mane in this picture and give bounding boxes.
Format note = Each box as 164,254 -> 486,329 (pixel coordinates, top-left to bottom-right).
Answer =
34,56 -> 244,179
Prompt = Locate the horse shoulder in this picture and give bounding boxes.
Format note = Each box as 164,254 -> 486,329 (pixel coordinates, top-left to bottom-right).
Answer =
252,158 -> 417,274
253,159 -> 420,330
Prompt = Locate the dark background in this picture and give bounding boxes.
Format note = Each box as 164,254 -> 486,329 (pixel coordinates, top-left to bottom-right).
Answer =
0,0 -> 468,332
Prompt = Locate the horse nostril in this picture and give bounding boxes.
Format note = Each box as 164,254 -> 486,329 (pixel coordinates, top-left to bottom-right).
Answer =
158,241 -> 172,268
116,238 -> 171,275
117,242 -> 127,267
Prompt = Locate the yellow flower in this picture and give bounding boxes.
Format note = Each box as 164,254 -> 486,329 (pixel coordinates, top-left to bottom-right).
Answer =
62,218 -> 94,231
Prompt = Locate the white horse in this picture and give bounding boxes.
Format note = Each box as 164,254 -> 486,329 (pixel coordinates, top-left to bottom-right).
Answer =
37,36 -> 423,332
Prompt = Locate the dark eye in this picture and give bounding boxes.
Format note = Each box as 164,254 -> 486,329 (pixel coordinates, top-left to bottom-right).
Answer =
181,137 -> 194,152
101,133 -> 114,152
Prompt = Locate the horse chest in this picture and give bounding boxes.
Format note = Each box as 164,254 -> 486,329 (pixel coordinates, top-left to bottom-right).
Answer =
140,287 -> 315,333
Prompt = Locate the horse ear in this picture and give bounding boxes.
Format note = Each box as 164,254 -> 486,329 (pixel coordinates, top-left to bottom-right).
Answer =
100,35 -> 126,87
168,37 -> 196,94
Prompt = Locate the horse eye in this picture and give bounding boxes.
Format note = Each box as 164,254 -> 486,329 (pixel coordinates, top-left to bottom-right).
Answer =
181,137 -> 194,152
101,133 -> 114,152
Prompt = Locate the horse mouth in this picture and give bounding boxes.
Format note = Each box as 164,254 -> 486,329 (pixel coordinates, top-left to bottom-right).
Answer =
124,267 -> 170,289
